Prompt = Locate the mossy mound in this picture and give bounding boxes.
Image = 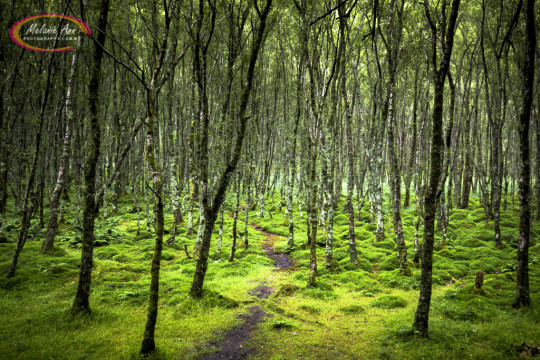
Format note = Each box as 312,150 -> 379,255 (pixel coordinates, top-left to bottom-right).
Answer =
379,254 -> 399,271
339,304 -> 366,314
178,290 -> 239,310
333,214 -> 349,226
370,295 -> 407,309
379,269 -> 420,290
364,249 -> 392,263
331,271 -> 378,291
372,239 -> 395,250
303,280 -> 337,299
337,257 -> 372,272
449,210 -> 468,222
296,304 -> 321,314
355,228 -> 374,241
275,284 -> 300,297
468,208 -> 487,223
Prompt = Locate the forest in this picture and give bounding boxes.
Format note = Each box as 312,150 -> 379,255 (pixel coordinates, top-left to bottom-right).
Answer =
0,0 -> 539,358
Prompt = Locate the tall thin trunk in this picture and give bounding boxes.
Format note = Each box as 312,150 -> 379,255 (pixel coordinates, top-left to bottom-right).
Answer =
189,0 -> 272,298
404,66 -> 419,208
229,179 -> 240,262
71,0 -> 109,312
7,32 -> 58,278
413,0 -> 460,337
513,0 -> 535,309
140,0 -> 177,352
41,35 -> 81,253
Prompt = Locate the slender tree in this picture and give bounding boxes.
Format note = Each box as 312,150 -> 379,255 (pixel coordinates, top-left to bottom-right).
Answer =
413,0 -> 460,337
512,0 -> 535,309
71,0 -> 109,313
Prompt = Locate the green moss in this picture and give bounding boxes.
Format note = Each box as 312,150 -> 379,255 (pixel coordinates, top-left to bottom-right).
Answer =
449,210 -> 468,222
439,302 -> 481,321
303,287 -> 337,299
332,271 -> 378,291
469,257 -> 501,273
275,284 -> 300,297
297,304 -> 322,314
134,231 -> 153,241
372,239 -> 395,250
178,290 -> 239,310
469,208 -> 487,223
370,295 -> 407,309
112,253 -> 129,263
303,280 -> 336,299
337,257 -> 372,272
379,254 -> 399,271
269,319 -> 295,329
333,214 -> 349,226
363,249 -> 391,263
339,304 -> 366,314
161,251 -> 175,261
355,228 -> 374,241
475,230 -> 495,242
379,270 -> 420,290
94,247 -> 119,260
118,289 -> 150,306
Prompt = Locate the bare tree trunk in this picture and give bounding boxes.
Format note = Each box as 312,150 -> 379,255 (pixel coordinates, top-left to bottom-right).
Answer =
71,0 -> 109,312
41,35 -> 81,253
229,178 -> 240,262
7,35 -> 57,278
513,0 -> 535,309
189,0 -> 272,298
413,0 -> 460,337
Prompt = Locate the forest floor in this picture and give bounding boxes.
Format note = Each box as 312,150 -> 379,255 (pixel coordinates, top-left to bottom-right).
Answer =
1,191 -> 540,359
197,228 -> 292,359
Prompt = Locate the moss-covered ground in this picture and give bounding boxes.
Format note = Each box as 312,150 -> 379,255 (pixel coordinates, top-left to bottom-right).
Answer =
0,190 -> 539,359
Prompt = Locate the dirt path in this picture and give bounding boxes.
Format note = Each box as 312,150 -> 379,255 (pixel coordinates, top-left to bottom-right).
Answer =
197,306 -> 266,360
197,224 -> 292,359
251,224 -> 293,269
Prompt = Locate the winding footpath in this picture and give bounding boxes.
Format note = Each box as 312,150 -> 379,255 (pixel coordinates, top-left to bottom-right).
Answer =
197,224 -> 292,359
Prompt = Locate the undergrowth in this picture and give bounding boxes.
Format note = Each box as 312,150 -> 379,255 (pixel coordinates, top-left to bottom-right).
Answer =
0,188 -> 538,359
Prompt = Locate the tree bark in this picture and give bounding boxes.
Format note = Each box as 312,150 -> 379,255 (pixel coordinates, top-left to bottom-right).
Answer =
512,0 -> 535,309
41,35 -> 81,253
189,0 -> 272,298
413,0 -> 460,337
71,0 -> 109,313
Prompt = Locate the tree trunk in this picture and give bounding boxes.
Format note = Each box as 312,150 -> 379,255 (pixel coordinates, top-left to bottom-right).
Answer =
189,0 -> 272,298
41,35 -> 81,253
71,0 -> 109,313
7,30 -> 57,278
229,180 -> 240,262
513,0 -> 535,309
413,0 -> 460,337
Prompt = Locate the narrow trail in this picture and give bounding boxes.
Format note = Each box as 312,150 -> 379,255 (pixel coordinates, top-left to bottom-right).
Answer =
197,221 -> 292,359
250,224 -> 293,269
